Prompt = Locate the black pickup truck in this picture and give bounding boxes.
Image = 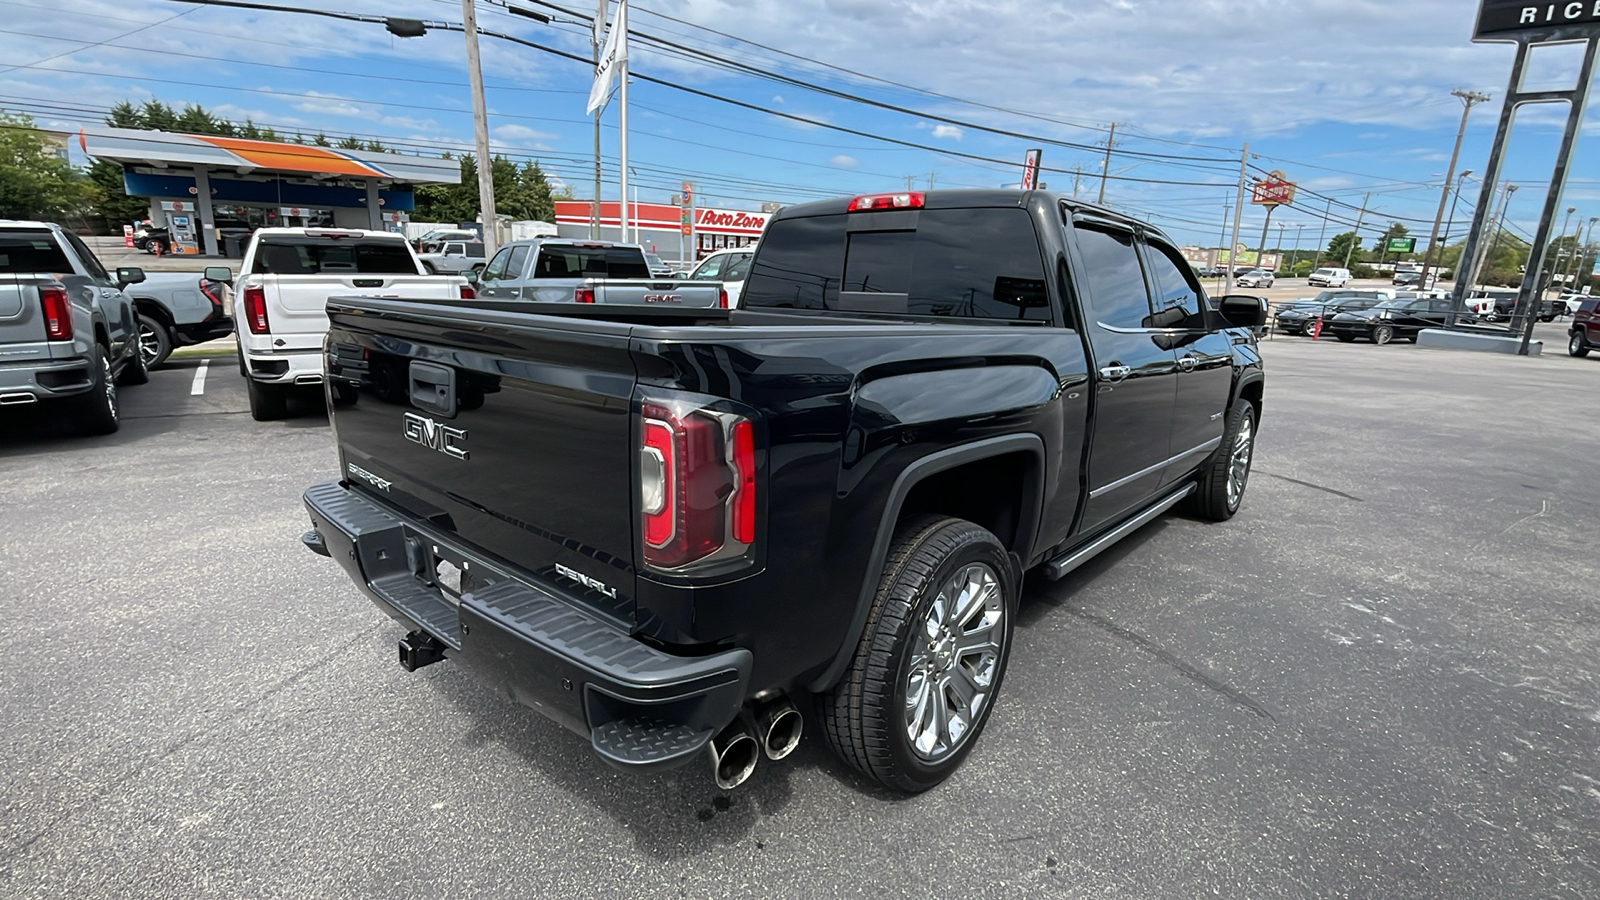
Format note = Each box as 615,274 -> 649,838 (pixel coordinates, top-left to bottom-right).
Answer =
301,190 -> 1267,793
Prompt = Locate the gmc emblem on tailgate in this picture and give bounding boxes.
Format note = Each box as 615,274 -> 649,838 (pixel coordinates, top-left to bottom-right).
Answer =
643,293 -> 682,304
403,412 -> 469,460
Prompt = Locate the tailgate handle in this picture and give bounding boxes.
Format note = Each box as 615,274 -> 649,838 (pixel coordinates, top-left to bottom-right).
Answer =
409,361 -> 457,418
353,278 -> 385,288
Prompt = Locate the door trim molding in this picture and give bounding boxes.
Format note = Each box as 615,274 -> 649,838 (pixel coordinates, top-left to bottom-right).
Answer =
1088,436 -> 1222,499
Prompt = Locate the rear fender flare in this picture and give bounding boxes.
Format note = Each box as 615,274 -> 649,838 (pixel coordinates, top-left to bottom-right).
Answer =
806,433 -> 1045,694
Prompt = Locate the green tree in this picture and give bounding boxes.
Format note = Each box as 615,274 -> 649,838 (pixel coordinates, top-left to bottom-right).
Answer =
1375,222 -> 1411,261
335,135 -> 364,150
1326,231 -> 1362,267
519,160 -> 555,222
0,114 -> 94,220
312,132 -> 331,147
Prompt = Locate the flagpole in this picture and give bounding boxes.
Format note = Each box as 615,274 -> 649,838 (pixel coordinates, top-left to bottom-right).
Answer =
617,0 -> 630,244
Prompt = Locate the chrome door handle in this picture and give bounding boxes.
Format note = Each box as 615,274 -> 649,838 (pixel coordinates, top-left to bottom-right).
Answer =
1098,365 -> 1131,383
1178,356 -> 1197,372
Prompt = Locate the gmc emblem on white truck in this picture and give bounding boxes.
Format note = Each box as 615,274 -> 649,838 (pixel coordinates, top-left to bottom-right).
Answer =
643,293 -> 682,303
403,412 -> 469,460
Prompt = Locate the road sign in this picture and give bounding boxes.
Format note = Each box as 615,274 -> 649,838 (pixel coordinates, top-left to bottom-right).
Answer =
1476,0 -> 1600,41
1021,149 -> 1042,191
1251,170 -> 1296,206
1387,237 -> 1417,254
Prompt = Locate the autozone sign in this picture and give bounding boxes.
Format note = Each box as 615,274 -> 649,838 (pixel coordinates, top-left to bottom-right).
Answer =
695,208 -> 770,233
1477,0 -> 1600,37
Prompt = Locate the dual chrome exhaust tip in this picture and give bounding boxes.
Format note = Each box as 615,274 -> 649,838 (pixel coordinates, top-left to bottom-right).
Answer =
708,697 -> 804,790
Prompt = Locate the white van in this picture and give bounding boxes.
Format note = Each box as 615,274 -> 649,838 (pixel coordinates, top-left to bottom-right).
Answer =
1309,267 -> 1352,288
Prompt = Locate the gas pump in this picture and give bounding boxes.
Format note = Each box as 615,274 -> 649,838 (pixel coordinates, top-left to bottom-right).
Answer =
157,201 -> 202,255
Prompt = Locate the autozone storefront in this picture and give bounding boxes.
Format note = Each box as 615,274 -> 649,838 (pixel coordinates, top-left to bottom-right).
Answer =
553,201 -> 770,265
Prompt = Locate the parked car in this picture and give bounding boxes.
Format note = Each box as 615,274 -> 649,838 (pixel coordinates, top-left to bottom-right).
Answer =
412,228 -> 479,254
644,252 -> 674,278
1235,268 -> 1274,288
1392,270 -> 1435,288
126,270 -> 236,368
418,241 -> 485,276
686,247 -> 756,307
1274,290 -> 1393,335
232,228 -> 474,421
1557,291 -> 1589,315
1309,267 -> 1352,288
473,239 -> 726,307
1569,298 -> 1599,357
0,220 -> 148,433
1326,295 -> 1460,344
300,189 -> 1268,793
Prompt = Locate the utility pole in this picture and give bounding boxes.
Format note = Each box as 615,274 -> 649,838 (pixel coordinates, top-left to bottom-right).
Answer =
927,172 -> 938,191
1226,143 -> 1248,285
1217,194 -> 1231,283
1291,223 -> 1304,272
1477,182 -> 1518,291
591,0 -> 605,239
1097,123 -> 1118,205
1343,193 -> 1371,269
1441,170 -> 1473,265
1313,198 -> 1331,270
1580,216 -> 1599,293
1419,90 -> 1489,312
461,0 -> 498,256
1275,222 -> 1286,272
1073,166 -> 1083,197
905,175 -> 916,191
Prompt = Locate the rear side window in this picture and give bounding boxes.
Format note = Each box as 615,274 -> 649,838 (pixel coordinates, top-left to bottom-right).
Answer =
744,208 -> 1050,322
532,246 -> 651,280
252,238 -> 417,275
0,232 -> 73,274
1073,224 -> 1151,330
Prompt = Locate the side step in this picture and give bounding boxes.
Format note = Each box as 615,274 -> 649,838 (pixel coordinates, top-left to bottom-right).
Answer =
1044,484 -> 1195,581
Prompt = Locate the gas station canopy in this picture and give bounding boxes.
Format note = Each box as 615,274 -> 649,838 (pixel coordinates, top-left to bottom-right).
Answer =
81,126 -> 461,256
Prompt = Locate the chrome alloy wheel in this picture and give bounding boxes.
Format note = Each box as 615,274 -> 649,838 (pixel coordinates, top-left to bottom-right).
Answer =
1227,413 -> 1254,510
101,354 -> 118,421
903,563 -> 1005,762
137,321 -> 162,366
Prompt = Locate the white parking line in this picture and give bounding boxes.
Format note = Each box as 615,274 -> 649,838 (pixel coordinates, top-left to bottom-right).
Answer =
190,359 -> 210,396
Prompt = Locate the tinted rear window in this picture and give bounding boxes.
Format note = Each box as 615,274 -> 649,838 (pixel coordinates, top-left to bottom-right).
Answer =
0,232 -> 72,274
743,208 -> 1050,322
251,238 -> 416,275
532,246 -> 650,280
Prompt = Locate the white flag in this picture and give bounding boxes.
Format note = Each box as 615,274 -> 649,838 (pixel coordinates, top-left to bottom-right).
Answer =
593,0 -> 608,48
586,0 -> 627,115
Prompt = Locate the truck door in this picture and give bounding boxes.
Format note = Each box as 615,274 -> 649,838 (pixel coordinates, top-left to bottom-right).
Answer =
1070,218 -> 1179,534
1141,237 -> 1233,488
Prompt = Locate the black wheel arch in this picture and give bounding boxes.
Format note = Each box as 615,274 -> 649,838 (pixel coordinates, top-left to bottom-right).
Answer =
805,434 -> 1045,693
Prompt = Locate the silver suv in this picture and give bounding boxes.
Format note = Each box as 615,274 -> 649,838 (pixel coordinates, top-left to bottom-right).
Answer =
1235,268 -> 1275,288
0,221 -> 148,434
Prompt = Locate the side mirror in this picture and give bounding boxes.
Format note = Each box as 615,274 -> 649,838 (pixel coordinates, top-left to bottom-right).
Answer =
469,262 -> 486,280
115,266 -> 146,287
202,266 -> 234,284
1218,294 -> 1268,331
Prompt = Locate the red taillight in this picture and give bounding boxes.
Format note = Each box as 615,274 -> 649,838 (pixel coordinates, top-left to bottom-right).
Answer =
199,280 -> 224,310
848,191 -> 925,212
40,286 -> 72,341
243,284 -> 269,334
731,420 -> 756,544
639,401 -> 757,570
459,283 -> 476,300
718,288 -> 729,309
575,286 -> 595,303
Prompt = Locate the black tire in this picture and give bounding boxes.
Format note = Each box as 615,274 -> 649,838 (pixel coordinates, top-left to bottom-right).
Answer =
246,377 -> 289,421
117,338 -> 149,385
136,313 -> 173,369
1372,324 -> 1395,345
1191,401 -> 1256,521
74,345 -> 120,435
1571,330 -> 1591,358
237,346 -> 248,378
819,516 -> 1016,794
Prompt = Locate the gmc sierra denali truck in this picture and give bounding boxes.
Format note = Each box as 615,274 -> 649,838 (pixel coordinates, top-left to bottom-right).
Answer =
300,191 -> 1268,793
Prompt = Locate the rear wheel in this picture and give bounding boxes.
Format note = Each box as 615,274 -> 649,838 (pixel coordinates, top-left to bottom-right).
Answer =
74,346 -> 120,435
136,314 -> 173,368
819,516 -> 1015,793
1372,324 -> 1395,345
1571,330 -> 1591,358
247,378 -> 289,421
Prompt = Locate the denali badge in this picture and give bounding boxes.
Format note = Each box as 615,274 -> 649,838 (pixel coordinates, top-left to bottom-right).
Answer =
403,412 -> 469,460
642,293 -> 682,304
555,563 -> 618,598
347,463 -> 392,491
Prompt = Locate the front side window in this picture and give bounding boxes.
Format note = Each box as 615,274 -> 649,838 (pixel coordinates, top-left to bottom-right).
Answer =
691,255 -> 725,280
1144,239 -> 1207,330
481,247 -> 513,281
505,245 -> 532,280
63,232 -> 110,281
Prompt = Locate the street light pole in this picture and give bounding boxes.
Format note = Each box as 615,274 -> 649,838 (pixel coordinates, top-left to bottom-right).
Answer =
1312,198 -> 1331,270
460,0 -> 498,257
1420,90 -> 1490,299
1478,183 -> 1518,291
1343,193 -> 1371,270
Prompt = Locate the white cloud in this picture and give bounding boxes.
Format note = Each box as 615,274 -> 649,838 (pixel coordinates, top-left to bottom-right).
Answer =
931,124 -> 963,141
830,155 -> 858,168
493,123 -> 560,146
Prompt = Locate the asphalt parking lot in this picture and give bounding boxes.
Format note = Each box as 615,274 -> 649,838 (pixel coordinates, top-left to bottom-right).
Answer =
2,328 -> 1597,899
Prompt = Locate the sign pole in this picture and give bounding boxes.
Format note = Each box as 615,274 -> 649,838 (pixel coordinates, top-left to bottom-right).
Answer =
1420,90 -> 1489,297
1226,143 -> 1248,286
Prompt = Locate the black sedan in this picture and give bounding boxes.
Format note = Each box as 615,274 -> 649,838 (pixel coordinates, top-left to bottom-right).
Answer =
1326,296 -> 1464,345
1277,296 -> 1389,335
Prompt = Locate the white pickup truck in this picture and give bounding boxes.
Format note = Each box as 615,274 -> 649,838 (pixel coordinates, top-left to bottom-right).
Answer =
232,228 -> 472,420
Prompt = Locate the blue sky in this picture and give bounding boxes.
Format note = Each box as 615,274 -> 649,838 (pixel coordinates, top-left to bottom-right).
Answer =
2,0 -> 1597,250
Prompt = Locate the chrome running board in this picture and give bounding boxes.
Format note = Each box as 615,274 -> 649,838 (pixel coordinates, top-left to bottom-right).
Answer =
1044,484 -> 1196,581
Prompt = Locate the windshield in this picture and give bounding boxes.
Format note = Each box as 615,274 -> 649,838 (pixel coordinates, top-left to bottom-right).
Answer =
251,237 -> 418,275
1314,269 -> 1335,275
645,254 -> 666,267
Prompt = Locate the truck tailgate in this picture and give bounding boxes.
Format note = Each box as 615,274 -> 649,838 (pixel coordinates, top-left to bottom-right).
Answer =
265,275 -> 461,349
325,298 -> 641,623
594,280 -> 724,308
0,279 -> 48,352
